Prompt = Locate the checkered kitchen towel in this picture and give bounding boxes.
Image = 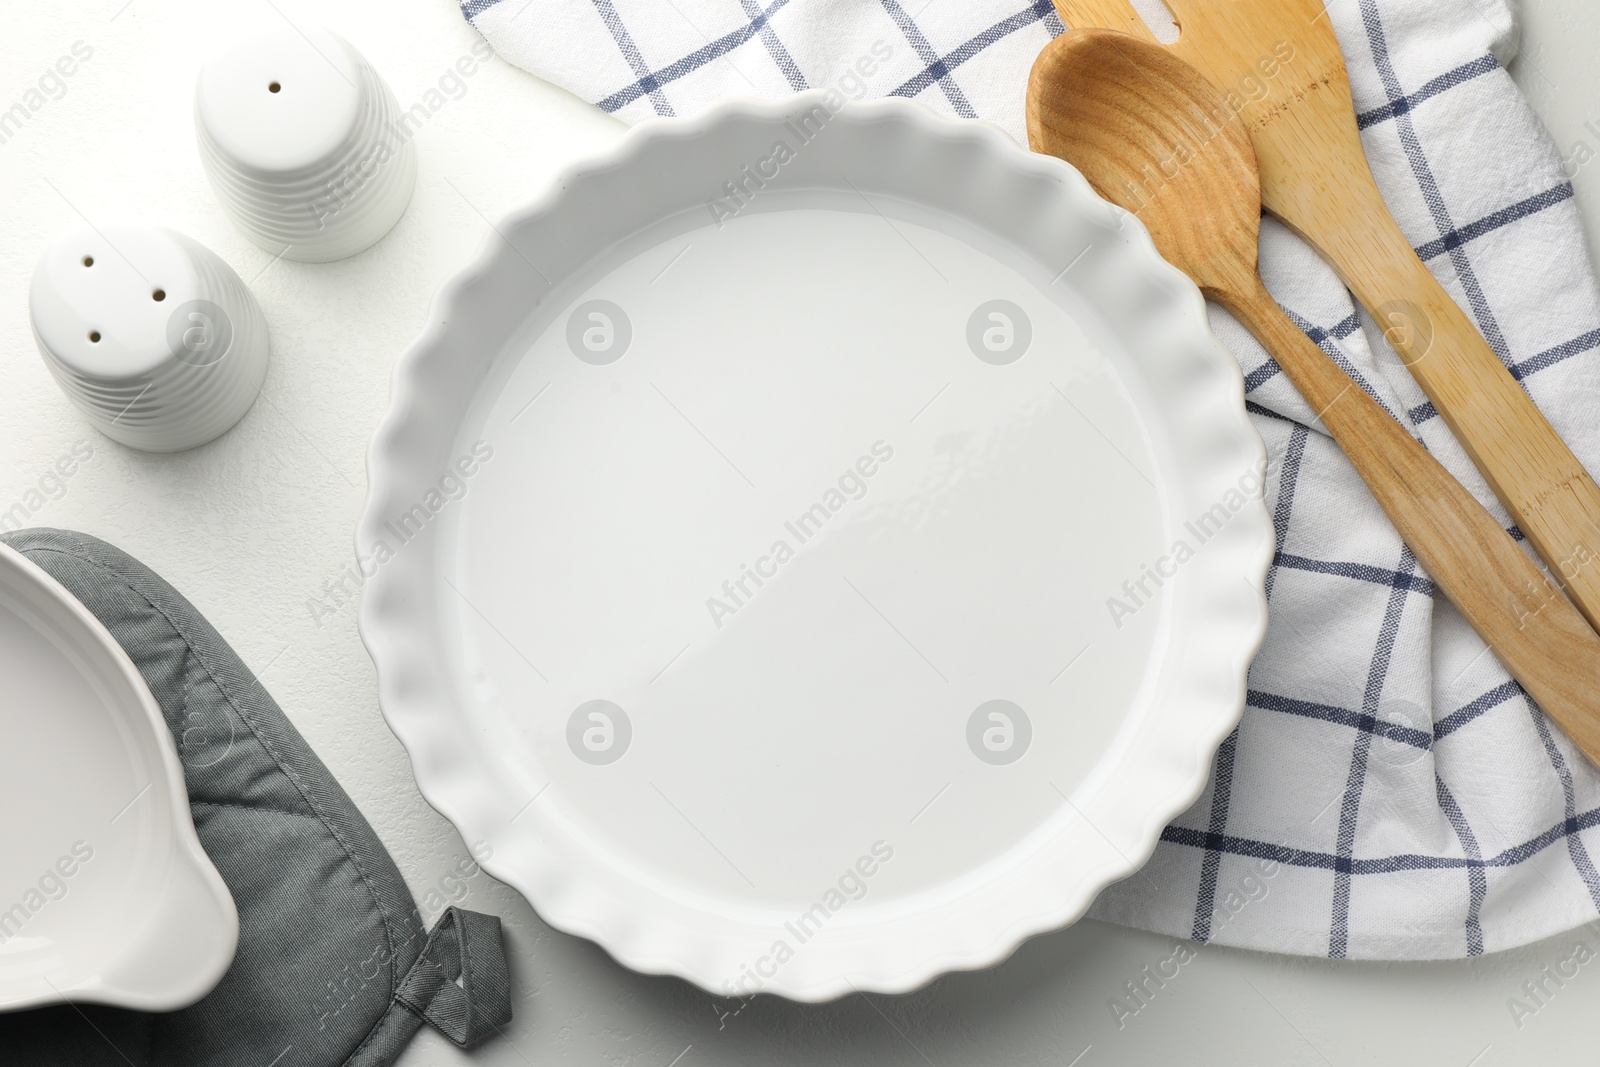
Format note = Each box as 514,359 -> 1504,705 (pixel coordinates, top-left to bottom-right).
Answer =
458,0 -> 1600,959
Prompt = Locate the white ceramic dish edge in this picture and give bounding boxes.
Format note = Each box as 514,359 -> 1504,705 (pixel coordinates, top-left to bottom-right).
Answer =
0,542 -> 239,1013
358,94 -> 1273,1001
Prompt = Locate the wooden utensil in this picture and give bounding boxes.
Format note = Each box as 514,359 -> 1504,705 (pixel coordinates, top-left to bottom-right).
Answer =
1026,29 -> 1600,763
1050,0 -> 1600,634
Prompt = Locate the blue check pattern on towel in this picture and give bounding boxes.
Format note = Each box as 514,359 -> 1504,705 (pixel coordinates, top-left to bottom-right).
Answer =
460,0 -> 1600,959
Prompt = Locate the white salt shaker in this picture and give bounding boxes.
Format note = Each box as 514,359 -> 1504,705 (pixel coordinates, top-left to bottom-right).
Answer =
29,223 -> 270,453
194,25 -> 416,263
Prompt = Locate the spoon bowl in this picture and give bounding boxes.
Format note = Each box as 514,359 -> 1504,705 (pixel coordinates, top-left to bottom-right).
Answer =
1028,29 -> 1261,300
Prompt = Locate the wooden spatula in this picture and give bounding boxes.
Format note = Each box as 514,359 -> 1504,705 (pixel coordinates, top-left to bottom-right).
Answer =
1027,29 -> 1600,767
1051,0 -> 1600,633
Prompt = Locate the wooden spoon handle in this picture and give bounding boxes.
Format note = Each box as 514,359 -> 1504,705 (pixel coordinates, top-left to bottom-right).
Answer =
1052,0 -> 1156,40
1302,209 -> 1600,634
1224,276 -> 1600,760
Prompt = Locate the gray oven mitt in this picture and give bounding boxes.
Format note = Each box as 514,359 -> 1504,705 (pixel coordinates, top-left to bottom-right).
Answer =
0,528 -> 512,1065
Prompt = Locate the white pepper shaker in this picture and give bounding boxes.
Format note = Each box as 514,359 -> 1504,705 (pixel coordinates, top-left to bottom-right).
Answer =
195,25 -> 417,263
29,223 -> 270,453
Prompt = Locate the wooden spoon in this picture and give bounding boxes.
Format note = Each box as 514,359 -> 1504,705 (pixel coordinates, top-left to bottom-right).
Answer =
1027,29 -> 1600,763
1050,0 -> 1600,635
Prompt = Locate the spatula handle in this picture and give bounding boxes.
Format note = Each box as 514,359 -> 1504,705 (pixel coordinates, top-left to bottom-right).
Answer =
1305,210 -> 1600,634
1224,276 -> 1600,763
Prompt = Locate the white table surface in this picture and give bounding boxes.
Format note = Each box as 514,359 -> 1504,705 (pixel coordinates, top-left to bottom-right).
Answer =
3,1 -> 1598,1063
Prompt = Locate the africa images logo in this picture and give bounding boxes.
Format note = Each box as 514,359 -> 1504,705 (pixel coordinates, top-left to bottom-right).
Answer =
721,840 -> 895,996
304,441 -> 495,627
0,841 -> 95,945
704,40 -> 895,229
